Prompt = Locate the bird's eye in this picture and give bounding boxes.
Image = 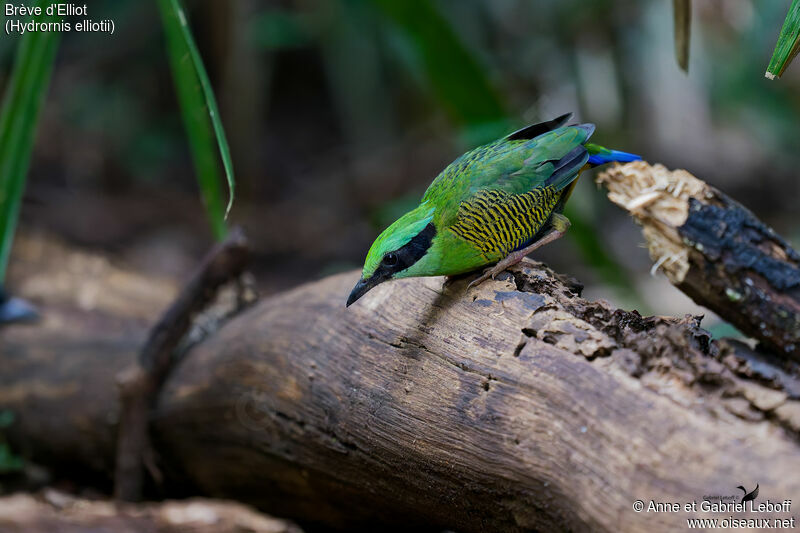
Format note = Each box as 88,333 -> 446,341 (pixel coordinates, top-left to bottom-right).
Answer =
383,252 -> 398,266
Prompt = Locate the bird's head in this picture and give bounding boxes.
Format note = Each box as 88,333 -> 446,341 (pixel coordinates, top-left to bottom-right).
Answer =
347,204 -> 437,307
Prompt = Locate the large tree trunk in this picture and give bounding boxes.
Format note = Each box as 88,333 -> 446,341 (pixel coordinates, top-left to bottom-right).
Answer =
3,235 -> 799,532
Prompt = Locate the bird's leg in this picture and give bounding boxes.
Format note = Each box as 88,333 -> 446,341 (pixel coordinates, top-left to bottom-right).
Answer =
467,214 -> 571,289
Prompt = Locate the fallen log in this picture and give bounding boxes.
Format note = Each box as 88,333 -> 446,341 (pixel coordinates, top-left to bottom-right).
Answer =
597,161 -> 800,360
3,239 -> 800,531
0,232 -> 175,484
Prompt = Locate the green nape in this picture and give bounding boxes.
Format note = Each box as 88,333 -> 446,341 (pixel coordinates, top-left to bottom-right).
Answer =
421,126 -> 593,229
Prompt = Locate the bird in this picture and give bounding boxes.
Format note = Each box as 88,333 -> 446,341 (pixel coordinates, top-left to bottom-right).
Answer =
346,113 -> 640,307
737,484 -> 759,504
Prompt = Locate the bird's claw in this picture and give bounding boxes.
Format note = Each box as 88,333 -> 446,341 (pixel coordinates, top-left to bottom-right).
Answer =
467,266 -> 501,290
466,278 -> 482,290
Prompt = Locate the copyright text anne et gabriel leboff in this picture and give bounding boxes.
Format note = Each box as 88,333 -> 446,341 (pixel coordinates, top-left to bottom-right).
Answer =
632,498 -> 796,528
5,3 -> 114,35
635,499 -> 793,514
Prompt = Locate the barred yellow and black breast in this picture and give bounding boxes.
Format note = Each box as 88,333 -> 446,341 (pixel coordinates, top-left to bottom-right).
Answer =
449,187 -> 561,258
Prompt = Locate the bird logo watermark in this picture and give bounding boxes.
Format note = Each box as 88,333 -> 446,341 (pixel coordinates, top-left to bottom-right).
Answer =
737,483 -> 759,504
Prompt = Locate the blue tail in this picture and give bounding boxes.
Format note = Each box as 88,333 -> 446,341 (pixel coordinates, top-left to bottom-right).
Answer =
587,148 -> 641,166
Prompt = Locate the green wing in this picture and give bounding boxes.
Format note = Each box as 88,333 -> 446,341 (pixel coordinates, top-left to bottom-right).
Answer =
424,122 -> 592,222
423,121 -> 593,262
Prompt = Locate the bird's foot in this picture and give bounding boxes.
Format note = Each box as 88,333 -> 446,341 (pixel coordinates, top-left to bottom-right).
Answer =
467,259 -> 519,289
466,217 -> 572,291
466,267 -> 498,290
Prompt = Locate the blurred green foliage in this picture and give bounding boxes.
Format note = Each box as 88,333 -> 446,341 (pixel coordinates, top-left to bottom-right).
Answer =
671,0 -> 800,79
371,0 -> 507,139
0,0 -> 59,283
0,0 -> 235,285
250,8 -> 312,50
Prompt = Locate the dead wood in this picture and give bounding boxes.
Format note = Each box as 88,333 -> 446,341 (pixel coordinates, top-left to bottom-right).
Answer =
3,236 -> 800,532
597,161 -> 800,360
114,227 -> 249,501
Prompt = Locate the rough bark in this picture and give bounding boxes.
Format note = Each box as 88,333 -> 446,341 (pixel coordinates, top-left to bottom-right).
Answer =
597,161 -> 800,360
3,236 -> 800,532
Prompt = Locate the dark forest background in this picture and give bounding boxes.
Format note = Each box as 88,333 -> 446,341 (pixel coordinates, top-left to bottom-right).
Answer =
2,0 -> 799,334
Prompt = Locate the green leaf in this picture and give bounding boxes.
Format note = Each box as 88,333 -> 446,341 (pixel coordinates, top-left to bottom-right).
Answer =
0,1 -> 60,283
766,0 -> 800,80
158,0 -> 235,240
673,0 -> 691,73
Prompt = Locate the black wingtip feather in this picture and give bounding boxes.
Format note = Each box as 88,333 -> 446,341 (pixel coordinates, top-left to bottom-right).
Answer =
544,145 -> 589,191
506,112 -> 573,141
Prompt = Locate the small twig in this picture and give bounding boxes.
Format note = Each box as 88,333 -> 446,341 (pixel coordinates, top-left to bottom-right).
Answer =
114,227 -> 249,501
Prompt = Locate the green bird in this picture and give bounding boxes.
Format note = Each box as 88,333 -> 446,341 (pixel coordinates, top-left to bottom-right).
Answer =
347,113 -> 640,306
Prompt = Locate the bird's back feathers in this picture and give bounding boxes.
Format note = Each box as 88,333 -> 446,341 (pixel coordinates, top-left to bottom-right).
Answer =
422,119 -> 594,230
418,117 -> 639,266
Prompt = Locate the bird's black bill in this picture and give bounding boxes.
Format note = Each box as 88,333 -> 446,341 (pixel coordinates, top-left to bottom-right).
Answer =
346,276 -> 381,307
347,223 -> 435,307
